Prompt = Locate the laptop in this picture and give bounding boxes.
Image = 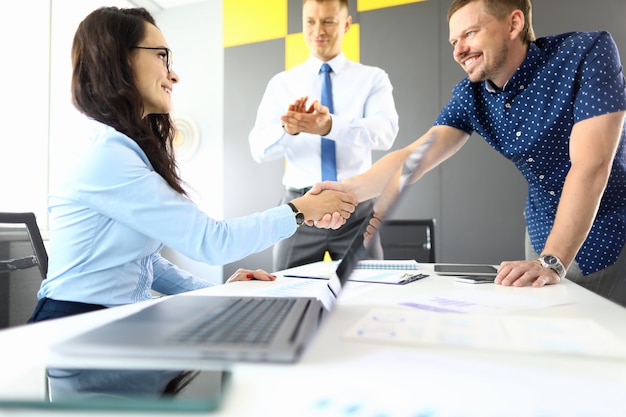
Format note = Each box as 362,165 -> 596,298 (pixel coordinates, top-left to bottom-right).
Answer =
50,137 -> 434,365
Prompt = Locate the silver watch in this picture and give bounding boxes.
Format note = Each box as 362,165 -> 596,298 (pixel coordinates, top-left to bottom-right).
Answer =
538,254 -> 566,279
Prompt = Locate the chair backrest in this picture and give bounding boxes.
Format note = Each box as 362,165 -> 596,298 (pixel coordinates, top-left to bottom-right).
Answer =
378,219 -> 436,263
0,212 -> 48,328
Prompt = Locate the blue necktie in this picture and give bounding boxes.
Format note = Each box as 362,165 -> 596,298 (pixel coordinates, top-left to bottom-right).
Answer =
320,63 -> 337,181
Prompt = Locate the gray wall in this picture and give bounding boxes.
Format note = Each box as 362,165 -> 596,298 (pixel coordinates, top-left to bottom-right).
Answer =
223,0 -> 626,279
5,1 -> 624,283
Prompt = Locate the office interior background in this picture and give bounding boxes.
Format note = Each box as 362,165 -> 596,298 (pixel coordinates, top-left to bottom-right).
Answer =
2,0 -> 625,283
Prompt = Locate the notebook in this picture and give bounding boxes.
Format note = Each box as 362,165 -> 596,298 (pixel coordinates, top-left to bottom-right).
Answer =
50,137 -> 434,366
355,259 -> 420,269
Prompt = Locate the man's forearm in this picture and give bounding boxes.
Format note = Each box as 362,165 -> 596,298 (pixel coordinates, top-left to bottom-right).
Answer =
542,165 -> 611,267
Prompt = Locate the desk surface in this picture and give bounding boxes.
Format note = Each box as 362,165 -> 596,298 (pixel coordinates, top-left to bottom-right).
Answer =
2,263 -> 626,416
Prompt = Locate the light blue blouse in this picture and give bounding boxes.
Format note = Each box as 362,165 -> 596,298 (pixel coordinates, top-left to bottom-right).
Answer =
39,121 -> 296,306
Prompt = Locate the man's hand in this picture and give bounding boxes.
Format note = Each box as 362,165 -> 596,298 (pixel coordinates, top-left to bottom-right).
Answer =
291,185 -> 356,231
306,182 -> 356,229
363,215 -> 383,248
281,98 -> 332,136
495,259 -> 561,287
281,96 -> 313,135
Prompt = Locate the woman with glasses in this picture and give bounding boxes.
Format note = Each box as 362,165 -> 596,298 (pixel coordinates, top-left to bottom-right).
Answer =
29,6 -> 356,323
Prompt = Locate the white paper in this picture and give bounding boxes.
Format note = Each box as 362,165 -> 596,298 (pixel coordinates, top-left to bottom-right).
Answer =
397,289 -> 566,313
345,307 -> 626,359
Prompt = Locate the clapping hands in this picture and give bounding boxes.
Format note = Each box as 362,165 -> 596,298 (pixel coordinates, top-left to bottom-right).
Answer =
281,96 -> 332,137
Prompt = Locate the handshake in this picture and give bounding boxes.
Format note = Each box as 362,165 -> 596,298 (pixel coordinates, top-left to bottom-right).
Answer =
288,181 -> 358,230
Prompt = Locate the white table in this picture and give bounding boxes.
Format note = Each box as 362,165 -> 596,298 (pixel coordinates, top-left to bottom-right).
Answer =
2,263 -> 626,416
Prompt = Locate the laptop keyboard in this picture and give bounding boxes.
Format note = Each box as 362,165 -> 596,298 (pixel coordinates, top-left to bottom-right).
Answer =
168,297 -> 298,345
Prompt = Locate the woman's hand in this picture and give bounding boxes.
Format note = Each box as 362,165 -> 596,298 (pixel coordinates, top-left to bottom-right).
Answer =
225,268 -> 277,283
306,181 -> 353,229
291,184 -> 357,227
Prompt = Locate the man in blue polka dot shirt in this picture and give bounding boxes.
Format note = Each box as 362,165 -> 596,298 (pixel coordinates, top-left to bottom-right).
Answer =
322,0 -> 626,301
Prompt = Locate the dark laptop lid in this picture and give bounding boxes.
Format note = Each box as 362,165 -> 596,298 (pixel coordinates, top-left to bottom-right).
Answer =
333,136 -> 434,288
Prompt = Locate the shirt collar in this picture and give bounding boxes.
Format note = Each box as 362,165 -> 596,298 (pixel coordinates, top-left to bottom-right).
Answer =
484,42 -> 543,94
307,52 -> 346,75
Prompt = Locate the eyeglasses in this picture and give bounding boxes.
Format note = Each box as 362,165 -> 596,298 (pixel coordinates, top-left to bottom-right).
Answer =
131,46 -> 173,73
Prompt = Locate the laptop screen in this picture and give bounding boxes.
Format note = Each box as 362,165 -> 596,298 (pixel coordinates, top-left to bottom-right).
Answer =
334,136 -> 434,287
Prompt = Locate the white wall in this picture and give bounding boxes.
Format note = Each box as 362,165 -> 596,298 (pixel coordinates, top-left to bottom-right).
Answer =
1,1 -> 52,224
48,0 -> 135,233
156,2 -> 225,284
2,1 -> 224,283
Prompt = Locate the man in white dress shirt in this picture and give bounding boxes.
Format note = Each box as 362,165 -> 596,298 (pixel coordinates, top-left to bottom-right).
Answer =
249,0 -> 399,271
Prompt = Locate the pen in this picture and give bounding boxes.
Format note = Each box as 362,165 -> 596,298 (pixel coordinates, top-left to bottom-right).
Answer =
282,274 -> 330,280
399,273 -> 429,284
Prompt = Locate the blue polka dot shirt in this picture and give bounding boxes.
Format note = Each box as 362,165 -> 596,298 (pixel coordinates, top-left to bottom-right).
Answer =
436,31 -> 626,275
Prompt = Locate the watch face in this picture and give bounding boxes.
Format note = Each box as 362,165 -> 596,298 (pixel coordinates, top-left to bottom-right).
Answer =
295,213 -> 305,225
544,255 -> 557,265
540,255 -> 565,278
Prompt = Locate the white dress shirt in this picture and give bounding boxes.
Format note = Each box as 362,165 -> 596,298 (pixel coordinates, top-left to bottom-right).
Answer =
249,52 -> 399,189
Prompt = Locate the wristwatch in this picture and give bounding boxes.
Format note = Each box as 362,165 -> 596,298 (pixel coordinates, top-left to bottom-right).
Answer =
538,254 -> 566,279
287,202 -> 305,227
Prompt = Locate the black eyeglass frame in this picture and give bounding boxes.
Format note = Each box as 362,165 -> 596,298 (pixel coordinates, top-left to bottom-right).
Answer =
131,46 -> 173,73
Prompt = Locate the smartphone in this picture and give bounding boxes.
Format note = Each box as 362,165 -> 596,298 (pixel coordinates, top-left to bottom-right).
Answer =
455,275 -> 496,284
434,264 -> 498,276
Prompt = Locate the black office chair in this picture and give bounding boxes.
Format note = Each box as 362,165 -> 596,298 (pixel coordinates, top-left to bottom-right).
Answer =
379,219 -> 436,263
0,212 -> 48,328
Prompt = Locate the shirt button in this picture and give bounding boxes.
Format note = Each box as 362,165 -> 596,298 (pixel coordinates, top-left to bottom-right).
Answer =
505,103 -> 511,109
549,191 -> 556,196
519,85 -> 525,90
539,175 -> 545,180
527,157 -> 534,162
516,131 -> 522,137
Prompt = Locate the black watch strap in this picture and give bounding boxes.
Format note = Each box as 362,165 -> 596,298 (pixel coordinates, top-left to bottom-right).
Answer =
287,202 -> 305,227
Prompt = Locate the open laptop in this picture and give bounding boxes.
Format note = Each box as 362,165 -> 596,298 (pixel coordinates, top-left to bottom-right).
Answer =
50,137 -> 434,365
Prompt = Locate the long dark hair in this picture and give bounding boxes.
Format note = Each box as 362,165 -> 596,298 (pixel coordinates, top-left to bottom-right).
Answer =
71,7 -> 186,195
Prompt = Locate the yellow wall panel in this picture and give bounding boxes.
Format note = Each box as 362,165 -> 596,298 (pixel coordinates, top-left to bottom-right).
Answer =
285,24 -> 360,70
357,0 -> 427,12
285,33 -> 309,70
343,23 -> 360,63
223,0 -> 288,47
